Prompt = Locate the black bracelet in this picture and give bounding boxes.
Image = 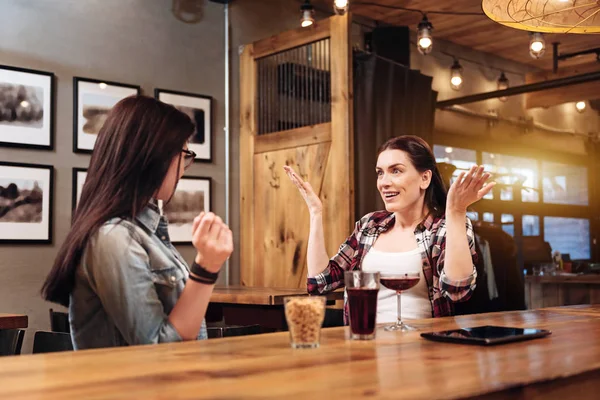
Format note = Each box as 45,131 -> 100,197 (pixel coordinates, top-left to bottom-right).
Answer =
188,273 -> 217,285
191,261 -> 220,282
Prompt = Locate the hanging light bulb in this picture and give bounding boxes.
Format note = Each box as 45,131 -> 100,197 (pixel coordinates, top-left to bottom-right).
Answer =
576,101 -> 586,113
529,32 -> 546,59
417,15 -> 433,55
497,72 -> 509,102
300,0 -> 315,28
333,0 -> 349,15
450,59 -> 463,91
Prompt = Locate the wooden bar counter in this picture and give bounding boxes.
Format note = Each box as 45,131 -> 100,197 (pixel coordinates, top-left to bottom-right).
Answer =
525,274 -> 600,309
1,306 -> 599,399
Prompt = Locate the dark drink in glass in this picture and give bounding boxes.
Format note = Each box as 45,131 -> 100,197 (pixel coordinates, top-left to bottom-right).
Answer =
344,271 -> 380,340
379,277 -> 420,292
347,288 -> 378,336
380,272 -> 421,332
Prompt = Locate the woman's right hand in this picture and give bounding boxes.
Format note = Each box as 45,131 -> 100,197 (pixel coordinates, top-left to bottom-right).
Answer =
283,166 -> 323,215
191,212 -> 233,273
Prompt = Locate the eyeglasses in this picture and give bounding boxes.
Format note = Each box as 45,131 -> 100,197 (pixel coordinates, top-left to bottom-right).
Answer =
182,149 -> 196,169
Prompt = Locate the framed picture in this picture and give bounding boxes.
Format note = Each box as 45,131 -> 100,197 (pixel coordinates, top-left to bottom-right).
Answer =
72,167 -> 88,213
0,161 -> 53,244
162,176 -> 211,244
155,89 -> 212,162
74,77 -> 140,153
0,64 -> 55,150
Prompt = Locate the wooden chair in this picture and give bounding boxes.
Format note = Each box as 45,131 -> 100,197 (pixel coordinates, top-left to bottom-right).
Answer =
0,329 -> 25,356
49,308 -> 70,333
32,331 -> 73,354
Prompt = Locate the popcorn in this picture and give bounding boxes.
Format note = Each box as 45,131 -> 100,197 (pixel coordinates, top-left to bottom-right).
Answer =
284,296 -> 326,348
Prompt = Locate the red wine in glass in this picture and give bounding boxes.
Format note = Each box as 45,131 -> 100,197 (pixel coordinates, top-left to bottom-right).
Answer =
347,288 -> 378,338
380,277 -> 420,292
380,272 -> 421,332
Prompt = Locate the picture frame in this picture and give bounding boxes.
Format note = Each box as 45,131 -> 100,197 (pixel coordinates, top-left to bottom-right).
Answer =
162,176 -> 212,244
0,64 -> 55,150
73,77 -> 140,153
72,167 -> 88,214
154,89 -> 213,162
0,161 -> 54,244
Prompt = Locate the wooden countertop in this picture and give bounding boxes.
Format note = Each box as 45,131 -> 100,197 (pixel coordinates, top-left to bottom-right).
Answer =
1,306 -> 600,399
525,274 -> 600,284
0,313 -> 28,330
210,286 -> 344,305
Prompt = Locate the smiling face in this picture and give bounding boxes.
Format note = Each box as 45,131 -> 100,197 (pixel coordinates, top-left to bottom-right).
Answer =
376,149 -> 432,213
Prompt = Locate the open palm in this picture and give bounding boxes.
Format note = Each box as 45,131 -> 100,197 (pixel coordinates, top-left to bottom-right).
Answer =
447,165 -> 496,213
283,166 -> 323,215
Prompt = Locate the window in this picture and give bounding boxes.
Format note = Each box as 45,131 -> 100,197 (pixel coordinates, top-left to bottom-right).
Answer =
466,211 -> 478,221
501,214 -> 514,237
483,212 -> 494,223
523,215 -> 540,236
433,145 -> 477,185
482,152 -> 539,202
544,217 -> 590,260
542,162 -> 588,206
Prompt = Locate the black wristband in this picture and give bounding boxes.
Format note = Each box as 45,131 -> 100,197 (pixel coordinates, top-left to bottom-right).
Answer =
191,261 -> 220,282
188,273 -> 217,285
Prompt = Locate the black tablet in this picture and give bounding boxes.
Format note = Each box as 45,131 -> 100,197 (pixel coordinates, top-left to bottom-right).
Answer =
420,325 -> 552,346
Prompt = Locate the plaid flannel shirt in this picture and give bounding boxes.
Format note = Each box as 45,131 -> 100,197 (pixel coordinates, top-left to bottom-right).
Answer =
307,211 -> 478,323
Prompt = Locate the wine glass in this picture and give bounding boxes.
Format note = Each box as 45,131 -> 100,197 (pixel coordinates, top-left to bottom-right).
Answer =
379,272 -> 421,331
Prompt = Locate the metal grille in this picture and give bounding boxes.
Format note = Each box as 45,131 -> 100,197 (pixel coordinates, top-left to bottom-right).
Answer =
257,38 -> 331,135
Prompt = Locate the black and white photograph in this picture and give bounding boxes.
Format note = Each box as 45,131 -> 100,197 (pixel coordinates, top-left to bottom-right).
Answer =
72,167 -> 88,213
0,162 -> 53,243
74,77 -> 140,153
162,176 -> 211,244
155,89 -> 212,162
0,65 -> 54,149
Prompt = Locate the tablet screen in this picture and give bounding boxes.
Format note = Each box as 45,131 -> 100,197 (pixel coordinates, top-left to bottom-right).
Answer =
422,325 -> 551,344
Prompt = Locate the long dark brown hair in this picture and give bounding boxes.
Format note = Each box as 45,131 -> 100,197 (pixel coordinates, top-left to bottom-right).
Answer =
378,135 -> 447,214
42,95 -> 194,306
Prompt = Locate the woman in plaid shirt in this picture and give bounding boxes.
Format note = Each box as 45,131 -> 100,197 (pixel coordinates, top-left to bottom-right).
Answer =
284,135 -> 495,324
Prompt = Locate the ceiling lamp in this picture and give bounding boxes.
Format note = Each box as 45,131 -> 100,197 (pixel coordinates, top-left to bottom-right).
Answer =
300,0 -> 315,28
529,32 -> 546,59
450,60 -> 464,91
482,0 -> 600,34
576,101 -> 586,113
497,72 -> 509,102
417,15 -> 433,55
333,0 -> 349,15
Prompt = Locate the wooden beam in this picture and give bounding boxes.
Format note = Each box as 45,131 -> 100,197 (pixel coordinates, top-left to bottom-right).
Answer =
253,19 -> 331,59
239,44 -> 256,287
325,12 -> 354,246
254,123 -> 332,154
525,62 -> 600,109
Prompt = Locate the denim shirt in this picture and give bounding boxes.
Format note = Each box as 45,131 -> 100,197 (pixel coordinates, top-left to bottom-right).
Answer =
69,201 -> 207,350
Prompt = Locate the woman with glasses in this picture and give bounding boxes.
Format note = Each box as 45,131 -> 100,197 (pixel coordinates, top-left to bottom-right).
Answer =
42,95 -> 233,349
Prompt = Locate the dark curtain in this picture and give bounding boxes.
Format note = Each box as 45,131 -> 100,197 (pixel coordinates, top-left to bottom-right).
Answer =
353,51 -> 438,220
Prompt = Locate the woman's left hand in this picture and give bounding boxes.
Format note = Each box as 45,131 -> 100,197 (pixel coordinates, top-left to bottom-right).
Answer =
446,165 -> 495,213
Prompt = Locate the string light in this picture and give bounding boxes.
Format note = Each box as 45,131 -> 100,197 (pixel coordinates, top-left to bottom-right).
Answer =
300,0 -> 315,28
417,15 -> 433,55
529,32 -> 546,59
497,72 -> 509,102
450,59 -> 463,90
333,0 -> 349,15
576,101 -> 586,113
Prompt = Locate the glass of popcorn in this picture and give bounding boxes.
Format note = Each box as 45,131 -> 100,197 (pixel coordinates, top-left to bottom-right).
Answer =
284,295 -> 326,349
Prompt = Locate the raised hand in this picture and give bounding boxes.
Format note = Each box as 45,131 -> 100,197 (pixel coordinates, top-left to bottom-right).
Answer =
446,165 -> 496,213
191,212 -> 234,273
283,166 -> 323,215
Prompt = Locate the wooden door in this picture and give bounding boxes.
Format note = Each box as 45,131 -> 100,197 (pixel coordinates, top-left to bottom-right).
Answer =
239,14 -> 354,288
